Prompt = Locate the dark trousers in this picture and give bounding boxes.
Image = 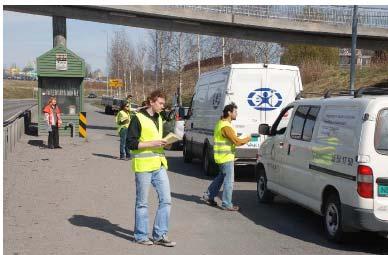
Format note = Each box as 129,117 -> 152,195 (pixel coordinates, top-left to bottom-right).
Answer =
48,125 -> 60,148
119,127 -> 130,158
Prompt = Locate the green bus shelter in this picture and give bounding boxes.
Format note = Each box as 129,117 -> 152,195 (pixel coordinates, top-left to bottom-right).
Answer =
37,45 -> 85,136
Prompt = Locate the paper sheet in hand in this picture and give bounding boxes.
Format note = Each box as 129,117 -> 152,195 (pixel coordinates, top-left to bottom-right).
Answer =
163,132 -> 182,145
238,134 -> 249,139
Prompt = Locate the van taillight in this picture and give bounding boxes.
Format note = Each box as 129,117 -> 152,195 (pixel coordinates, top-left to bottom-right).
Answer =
357,165 -> 373,199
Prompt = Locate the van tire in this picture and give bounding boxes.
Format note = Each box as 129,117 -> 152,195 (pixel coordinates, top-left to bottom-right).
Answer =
256,167 -> 274,203
183,138 -> 192,163
202,145 -> 217,176
323,193 -> 344,242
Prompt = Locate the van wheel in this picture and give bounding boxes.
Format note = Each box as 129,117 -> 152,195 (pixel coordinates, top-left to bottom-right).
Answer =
183,138 -> 192,163
256,167 -> 274,203
203,145 -> 217,176
324,194 -> 344,242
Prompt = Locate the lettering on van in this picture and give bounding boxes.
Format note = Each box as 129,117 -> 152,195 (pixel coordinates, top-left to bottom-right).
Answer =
247,88 -> 283,111
212,91 -> 222,109
331,154 -> 354,166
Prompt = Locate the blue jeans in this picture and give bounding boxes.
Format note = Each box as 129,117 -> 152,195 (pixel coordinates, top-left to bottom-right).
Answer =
134,167 -> 172,242
205,161 -> 234,208
119,128 -> 130,158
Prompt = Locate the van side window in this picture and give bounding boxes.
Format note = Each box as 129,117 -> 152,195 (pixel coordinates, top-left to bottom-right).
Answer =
375,109 -> 388,155
290,106 -> 309,139
302,106 -> 320,141
270,106 -> 294,136
290,106 -> 320,141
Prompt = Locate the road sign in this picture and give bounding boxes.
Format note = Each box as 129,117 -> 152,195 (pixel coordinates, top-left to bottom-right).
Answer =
109,79 -> 123,88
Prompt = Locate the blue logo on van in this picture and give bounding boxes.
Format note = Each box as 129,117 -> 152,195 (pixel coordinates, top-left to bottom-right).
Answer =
247,88 -> 283,111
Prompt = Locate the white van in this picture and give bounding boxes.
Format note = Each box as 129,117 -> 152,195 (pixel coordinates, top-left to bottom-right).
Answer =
183,64 -> 303,175
257,87 -> 388,241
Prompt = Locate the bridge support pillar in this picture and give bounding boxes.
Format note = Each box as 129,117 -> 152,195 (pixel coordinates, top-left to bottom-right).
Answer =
53,16 -> 66,47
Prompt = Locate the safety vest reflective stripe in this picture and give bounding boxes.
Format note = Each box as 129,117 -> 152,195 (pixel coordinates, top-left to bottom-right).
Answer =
214,141 -> 232,146
213,149 -> 235,154
132,152 -> 165,158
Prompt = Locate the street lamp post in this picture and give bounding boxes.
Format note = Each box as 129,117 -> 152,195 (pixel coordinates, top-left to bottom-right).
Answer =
102,30 -> 109,96
350,5 -> 358,93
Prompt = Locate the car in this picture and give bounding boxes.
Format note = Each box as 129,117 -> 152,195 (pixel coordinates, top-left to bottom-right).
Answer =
256,87 -> 388,242
87,93 -> 97,98
163,106 -> 189,150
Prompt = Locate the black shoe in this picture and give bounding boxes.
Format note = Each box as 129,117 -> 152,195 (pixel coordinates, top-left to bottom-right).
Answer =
154,236 -> 176,247
48,145 -> 54,149
119,157 -> 126,160
201,194 -> 217,207
54,146 -> 62,149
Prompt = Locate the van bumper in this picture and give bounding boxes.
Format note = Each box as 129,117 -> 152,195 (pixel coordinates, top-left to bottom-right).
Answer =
235,148 -> 257,165
342,204 -> 388,232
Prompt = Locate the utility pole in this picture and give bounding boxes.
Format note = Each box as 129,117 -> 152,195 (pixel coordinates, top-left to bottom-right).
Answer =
197,34 -> 201,79
155,31 -> 159,89
350,5 -> 358,93
222,37 -> 225,67
105,31 -> 109,96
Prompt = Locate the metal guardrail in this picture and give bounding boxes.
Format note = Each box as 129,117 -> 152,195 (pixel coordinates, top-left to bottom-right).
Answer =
3,104 -> 37,160
174,5 -> 388,29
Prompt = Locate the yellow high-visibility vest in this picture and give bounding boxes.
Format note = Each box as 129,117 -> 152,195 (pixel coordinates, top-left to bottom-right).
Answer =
213,119 -> 236,164
131,112 -> 168,172
116,110 -> 130,133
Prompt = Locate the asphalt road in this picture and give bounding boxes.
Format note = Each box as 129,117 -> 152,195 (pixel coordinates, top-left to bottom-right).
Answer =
3,102 -> 388,255
3,98 -> 36,122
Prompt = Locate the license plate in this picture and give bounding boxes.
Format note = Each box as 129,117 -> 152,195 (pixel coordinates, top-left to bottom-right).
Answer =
378,185 -> 388,197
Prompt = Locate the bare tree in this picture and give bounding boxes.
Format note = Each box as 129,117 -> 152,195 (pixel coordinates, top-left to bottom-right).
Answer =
166,32 -> 195,105
136,44 -> 148,101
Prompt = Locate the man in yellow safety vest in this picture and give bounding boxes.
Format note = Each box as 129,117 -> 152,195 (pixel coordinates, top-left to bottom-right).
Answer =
127,90 -> 176,247
202,103 -> 250,211
116,103 -> 131,160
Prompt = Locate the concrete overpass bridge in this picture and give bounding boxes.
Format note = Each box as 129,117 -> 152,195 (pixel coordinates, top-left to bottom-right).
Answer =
4,5 -> 388,49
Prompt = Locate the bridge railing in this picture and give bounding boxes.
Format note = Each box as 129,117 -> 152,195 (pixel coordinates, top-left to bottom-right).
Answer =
174,5 -> 388,29
3,105 -> 37,160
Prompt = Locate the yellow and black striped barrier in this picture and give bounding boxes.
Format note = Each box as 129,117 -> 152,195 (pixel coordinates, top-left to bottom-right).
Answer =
79,112 -> 87,138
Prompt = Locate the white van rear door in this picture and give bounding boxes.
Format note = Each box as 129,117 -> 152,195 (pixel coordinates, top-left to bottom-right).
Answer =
228,67 -> 267,149
372,107 -> 388,221
264,67 -> 302,126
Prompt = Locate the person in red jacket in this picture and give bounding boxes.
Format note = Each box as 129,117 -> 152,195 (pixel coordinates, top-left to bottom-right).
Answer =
43,97 -> 62,149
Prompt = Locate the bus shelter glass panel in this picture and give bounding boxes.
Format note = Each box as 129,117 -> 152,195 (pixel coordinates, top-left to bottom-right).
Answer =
41,77 -> 82,115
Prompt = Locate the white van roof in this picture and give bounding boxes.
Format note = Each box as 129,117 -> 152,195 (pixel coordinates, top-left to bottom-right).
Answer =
292,95 -> 388,108
229,63 -> 300,71
199,64 -> 300,78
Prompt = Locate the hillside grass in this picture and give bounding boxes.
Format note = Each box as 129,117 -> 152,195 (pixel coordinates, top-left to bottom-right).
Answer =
302,63 -> 388,96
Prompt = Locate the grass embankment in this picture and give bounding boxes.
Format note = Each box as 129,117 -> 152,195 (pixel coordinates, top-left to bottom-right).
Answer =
303,64 -> 388,96
3,79 -> 38,99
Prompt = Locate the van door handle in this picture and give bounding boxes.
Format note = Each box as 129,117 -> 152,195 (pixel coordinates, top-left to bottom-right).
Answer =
279,142 -> 284,147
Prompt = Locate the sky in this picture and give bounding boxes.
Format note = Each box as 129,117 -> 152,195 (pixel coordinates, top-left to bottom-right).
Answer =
3,5 -> 388,74
3,10 -> 151,74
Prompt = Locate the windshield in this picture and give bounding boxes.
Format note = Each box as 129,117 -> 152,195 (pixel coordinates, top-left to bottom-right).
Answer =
375,109 -> 388,154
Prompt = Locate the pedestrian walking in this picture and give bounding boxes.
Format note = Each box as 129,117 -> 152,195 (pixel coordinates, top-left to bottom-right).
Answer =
202,102 -> 251,211
127,89 -> 176,247
43,97 -> 62,149
116,102 -> 131,160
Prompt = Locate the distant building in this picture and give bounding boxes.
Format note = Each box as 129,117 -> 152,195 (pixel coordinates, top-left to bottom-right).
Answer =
339,48 -> 373,67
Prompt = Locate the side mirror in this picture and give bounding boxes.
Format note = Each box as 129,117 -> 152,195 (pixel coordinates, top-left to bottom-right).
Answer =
185,109 -> 192,120
259,124 -> 271,136
167,109 -> 176,121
